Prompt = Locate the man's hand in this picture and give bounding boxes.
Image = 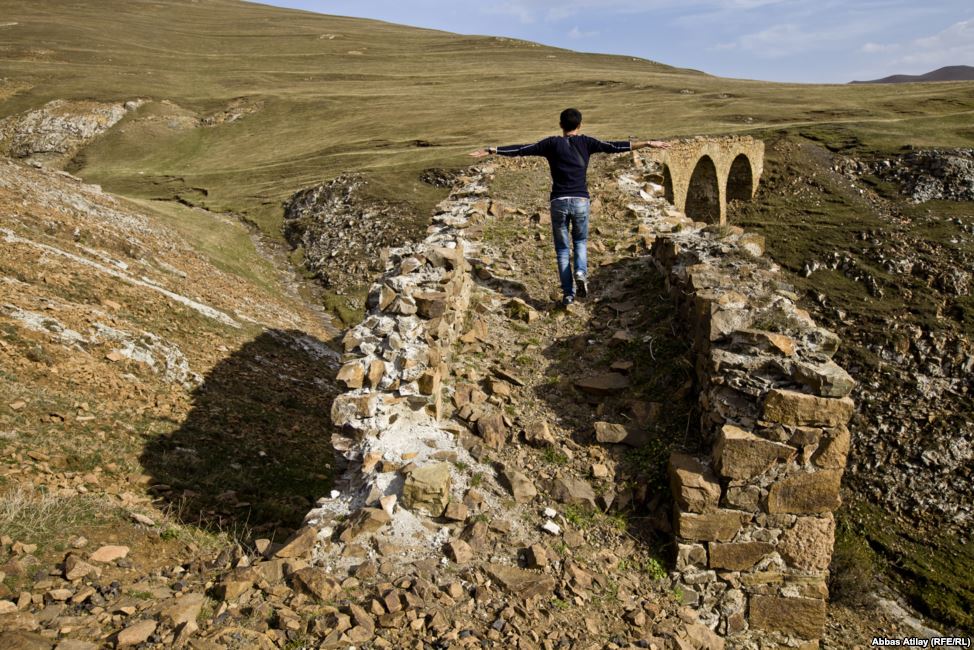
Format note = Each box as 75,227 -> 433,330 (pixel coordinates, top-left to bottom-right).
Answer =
641,140 -> 671,150
469,148 -> 491,158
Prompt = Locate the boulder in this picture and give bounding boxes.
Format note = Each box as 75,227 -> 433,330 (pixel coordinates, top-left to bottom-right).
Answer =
417,369 -> 441,396
476,412 -> 508,449
0,631 -> 52,650
792,360 -> 856,398
499,467 -> 537,504
88,545 -> 128,563
487,564 -> 556,599
402,463 -> 451,517
547,477 -> 597,511
444,540 -> 472,564
677,622 -> 725,650
669,453 -> 721,513
116,620 -> 156,647
414,291 -> 448,319
336,361 -> 365,389
274,526 -> 318,559
593,421 -> 647,446
160,592 -> 205,627
366,359 -> 386,388
523,421 -> 556,447
443,501 -> 468,522
812,427 -> 851,469
339,508 -> 391,542
291,567 -> 341,601
524,544 -> 548,569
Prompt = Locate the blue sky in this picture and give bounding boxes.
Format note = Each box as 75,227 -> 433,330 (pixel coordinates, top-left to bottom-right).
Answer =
253,0 -> 973,83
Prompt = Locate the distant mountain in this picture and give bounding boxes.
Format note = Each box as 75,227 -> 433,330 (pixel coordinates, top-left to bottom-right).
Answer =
851,65 -> 974,84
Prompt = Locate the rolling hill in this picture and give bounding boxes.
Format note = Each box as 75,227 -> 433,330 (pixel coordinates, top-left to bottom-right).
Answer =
851,65 -> 974,84
1,0 -> 973,242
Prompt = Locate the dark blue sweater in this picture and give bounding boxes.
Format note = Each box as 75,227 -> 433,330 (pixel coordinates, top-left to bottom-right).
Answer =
495,135 -> 631,200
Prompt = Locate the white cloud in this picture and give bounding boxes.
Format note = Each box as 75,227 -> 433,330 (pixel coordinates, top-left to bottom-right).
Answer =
902,18 -> 974,66
861,42 -> 900,54
480,1 -> 537,24
479,0 -> 792,23
860,18 -> 974,71
719,21 -> 864,57
568,25 -> 599,38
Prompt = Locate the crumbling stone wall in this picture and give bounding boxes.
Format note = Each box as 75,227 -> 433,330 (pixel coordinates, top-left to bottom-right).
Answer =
303,168 -> 497,563
621,163 -> 854,649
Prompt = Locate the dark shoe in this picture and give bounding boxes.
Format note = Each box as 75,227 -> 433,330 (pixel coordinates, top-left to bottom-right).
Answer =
575,273 -> 588,299
561,295 -> 574,308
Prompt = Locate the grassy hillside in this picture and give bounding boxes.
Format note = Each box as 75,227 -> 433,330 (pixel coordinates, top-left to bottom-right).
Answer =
2,0 -> 974,240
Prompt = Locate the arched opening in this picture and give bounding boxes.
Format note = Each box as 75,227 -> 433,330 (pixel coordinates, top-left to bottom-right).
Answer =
727,154 -> 754,202
685,156 -> 720,223
662,164 -> 674,204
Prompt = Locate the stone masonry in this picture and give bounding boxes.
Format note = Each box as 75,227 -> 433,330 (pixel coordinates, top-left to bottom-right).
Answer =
302,166 -> 511,567
299,141 -> 850,647
624,148 -> 854,649
642,136 -> 765,226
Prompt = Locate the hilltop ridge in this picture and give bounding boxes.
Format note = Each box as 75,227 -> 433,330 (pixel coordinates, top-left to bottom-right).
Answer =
851,65 -> 974,84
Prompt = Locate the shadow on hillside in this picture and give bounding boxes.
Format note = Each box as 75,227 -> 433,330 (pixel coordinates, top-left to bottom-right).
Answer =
140,329 -> 340,544
533,256 -> 701,545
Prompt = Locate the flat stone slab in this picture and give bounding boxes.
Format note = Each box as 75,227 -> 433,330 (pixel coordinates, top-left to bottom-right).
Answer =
574,372 -> 630,396
749,595 -> 826,639
487,564 -> 556,599
767,469 -> 842,514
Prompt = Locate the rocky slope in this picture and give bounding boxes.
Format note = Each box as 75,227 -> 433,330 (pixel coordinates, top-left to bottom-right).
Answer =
0,100 -> 143,168
0,156 -> 342,647
1,145 -> 957,648
283,174 -> 426,303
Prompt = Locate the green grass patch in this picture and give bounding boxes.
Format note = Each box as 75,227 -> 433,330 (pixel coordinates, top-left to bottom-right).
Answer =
541,446 -> 569,466
843,498 -> 974,632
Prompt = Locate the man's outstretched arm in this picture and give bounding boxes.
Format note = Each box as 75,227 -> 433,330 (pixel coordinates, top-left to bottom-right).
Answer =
634,140 -> 671,151
589,138 -> 670,154
469,140 -> 550,158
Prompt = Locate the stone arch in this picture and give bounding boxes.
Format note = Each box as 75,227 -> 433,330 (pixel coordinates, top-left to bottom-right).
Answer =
726,153 -> 754,203
662,164 -> 674,204
685,155 -> 720,224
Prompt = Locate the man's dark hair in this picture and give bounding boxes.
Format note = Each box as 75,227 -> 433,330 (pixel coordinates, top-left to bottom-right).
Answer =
560,108 -> 582,131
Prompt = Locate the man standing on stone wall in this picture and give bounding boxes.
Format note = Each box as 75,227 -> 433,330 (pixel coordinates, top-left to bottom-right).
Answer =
470,108 -> 669,307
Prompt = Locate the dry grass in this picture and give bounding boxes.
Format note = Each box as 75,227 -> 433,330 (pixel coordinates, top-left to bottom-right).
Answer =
0,486 -> 108,548
0,0 -> 971,240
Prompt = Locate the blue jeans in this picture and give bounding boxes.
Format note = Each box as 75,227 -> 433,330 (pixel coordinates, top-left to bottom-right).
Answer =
550,197 -> 589,298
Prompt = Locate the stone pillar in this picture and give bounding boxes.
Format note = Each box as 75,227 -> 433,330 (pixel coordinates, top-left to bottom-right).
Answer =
643,187 -> 852,649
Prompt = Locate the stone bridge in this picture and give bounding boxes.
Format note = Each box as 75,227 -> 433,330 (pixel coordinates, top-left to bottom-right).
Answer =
636,135 -> 765,225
